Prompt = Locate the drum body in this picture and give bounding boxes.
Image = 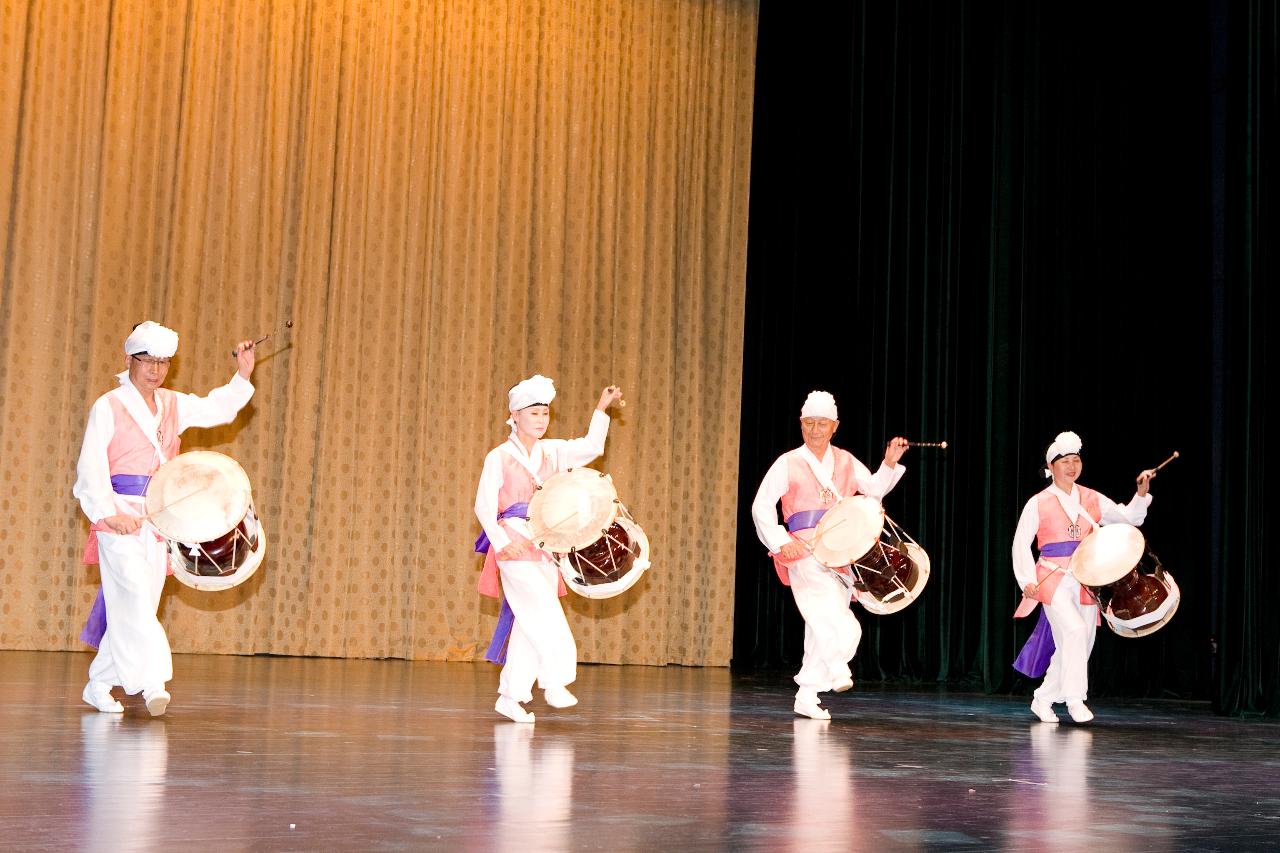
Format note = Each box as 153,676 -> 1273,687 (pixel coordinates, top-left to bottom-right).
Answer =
145,450 -> 267,592
528,468 -> 651,599
1071,524 -> 1179,637
849,519 -> 932,615
1091,553 -> 1181,638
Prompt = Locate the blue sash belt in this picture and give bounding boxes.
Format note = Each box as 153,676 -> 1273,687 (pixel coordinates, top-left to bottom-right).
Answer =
785,508 -> 827,533
477,502 -> 533,665
109,474 -> 151,497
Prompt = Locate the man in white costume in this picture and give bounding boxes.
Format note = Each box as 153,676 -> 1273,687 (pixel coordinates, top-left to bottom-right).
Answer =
474,375 -> 625,723
751,391 -> 909,720
1011,430 -> 1155,724
74,321 -> 256,716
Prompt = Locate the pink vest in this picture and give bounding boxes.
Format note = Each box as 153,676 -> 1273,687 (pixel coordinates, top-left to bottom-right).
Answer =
772,447 -> 860,586
82,390 -> 181,564
477,447 -> 567,599
1030,485 -> 1101,606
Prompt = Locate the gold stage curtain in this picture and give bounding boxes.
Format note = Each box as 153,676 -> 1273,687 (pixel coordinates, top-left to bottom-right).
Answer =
0,0 -> 756,666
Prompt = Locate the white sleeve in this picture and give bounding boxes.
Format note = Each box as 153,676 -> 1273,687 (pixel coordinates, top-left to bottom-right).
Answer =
854,457 -> 907,500
552,409 -> 611,468
72,398 -> 122,524
1099,491 -> 1152,526
175,373 -> 255,433
474,450 -> 511,553
750,456 -> 794,553
1011,499 -> 1041,590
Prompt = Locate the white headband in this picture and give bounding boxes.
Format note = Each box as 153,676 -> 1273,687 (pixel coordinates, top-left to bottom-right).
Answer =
1045,431 -> 1082,465
123,321 -> 179,359
800,390 -> 838,421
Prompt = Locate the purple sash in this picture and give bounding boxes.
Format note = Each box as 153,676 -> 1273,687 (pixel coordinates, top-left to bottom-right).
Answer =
786,508 -> 827,532
476,503 -> 531,665
474,503 -> 530,554
1012,540 -> 1081,678
80,476 -> 153,648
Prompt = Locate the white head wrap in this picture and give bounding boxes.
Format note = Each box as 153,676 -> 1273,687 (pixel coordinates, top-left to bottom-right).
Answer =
123,321 -> 179,359
1045,430 -> 1083,468
506,374 -> 556,429
800,390 -> 838,421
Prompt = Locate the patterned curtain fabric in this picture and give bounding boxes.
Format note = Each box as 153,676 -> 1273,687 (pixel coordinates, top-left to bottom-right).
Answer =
0,0 -> 758,665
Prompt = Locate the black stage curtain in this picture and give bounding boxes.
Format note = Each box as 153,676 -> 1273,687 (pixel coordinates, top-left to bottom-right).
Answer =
1214,0 -> 1279,716
734,2 -> 1230,701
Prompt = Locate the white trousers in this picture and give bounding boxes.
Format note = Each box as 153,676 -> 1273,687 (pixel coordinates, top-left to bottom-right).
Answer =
87,530 -> 173,695
1034,574 -> 1098,705
789,557 -> 861,702
497,559 -> 576,703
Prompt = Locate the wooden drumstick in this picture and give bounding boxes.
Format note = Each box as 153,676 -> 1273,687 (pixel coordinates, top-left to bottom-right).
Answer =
1153,451 -> 1179,472
1027,559 -> 1066,593
907,440 -> 948,449
141,486 -> 210,522
231,320 -> 293,357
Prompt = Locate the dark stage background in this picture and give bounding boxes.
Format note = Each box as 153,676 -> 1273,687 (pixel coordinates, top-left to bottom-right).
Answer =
733,1 -> 1278,715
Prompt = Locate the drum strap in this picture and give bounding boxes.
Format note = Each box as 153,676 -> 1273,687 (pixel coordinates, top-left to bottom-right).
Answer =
500,440 -> 544,487
798,448 -> 843,502
1050,488 -> 1099,536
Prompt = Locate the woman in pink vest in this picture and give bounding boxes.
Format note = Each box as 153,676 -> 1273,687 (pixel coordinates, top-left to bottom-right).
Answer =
474,374 -> 625,723
73,321 -> 257,716
1011,430 -> 1155,724
750,390 -> 909,720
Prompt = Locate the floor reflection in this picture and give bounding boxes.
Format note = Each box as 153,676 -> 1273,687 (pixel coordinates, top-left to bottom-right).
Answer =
80,714 -> 168,853
786,718 -> 860,850
492,725 -> 574,852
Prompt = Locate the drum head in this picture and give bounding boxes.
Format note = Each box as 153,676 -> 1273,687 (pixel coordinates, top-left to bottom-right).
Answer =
528,468 -> 620,552
810,496 -> 884,568
1071,524 -> 1146,587
145,451 -> 252,543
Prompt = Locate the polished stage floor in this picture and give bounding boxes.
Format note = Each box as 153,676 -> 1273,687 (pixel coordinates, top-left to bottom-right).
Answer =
1,650 -> 1276,852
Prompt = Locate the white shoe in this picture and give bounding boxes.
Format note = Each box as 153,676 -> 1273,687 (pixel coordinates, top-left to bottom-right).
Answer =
496,696 -> 535,723
144,688 -> 171,717
1066,701 -> 1094,723
543,686 -> 578,709
82,682 -> 123,714
793,698 -> 831,721
1030,698 -> 1059,723
832,677 -> 854,693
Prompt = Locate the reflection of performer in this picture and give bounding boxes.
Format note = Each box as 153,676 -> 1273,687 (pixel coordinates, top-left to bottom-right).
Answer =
474,375 -> 624,723
1007,725 -> 1095,846
786,719 -> 858,847
1011,431 -> 1155,724
74,321 -> 256,716
81,713 -> 169,849
492,726 -> 574,851
750,391 -> 908,720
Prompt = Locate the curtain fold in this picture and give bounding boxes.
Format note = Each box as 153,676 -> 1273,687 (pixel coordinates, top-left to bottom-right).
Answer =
0,0 -> 759,666
736,0 -> 1217,698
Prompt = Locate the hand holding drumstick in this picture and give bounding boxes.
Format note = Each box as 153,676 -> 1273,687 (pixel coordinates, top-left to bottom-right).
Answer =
597,385 -> 625,411
1136,451 -> 1178,497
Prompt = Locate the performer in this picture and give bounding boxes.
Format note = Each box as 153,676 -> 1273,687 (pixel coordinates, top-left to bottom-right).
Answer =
750,391 -> 909,720
474,375 -> 625,723
1011,431 -> 1155,724
74,322 -> 256,716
